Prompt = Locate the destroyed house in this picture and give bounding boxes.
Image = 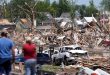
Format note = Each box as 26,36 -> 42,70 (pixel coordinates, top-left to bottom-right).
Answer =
0,19 -> 16,30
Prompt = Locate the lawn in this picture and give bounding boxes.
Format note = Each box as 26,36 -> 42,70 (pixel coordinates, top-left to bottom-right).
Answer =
41,64 -> 61,73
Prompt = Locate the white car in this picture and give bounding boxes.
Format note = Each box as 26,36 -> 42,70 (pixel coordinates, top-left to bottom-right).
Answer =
42,49 -> 59,55
51,44 -> 88,65
62,45 -> 88,57
51,49 -> 76,65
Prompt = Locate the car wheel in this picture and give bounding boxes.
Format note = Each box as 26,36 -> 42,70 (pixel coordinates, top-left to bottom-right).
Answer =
63,56 -> 68,65
52,58 -> 57,65
57,58 -> 63,66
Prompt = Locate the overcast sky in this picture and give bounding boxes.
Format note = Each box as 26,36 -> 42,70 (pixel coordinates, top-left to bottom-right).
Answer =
76,0 -> 101,7
7,0 -> 101,7
52,0 -> 101,7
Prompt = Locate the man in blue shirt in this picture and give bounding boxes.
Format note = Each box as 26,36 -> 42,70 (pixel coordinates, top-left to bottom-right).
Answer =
0,32 -> 15,75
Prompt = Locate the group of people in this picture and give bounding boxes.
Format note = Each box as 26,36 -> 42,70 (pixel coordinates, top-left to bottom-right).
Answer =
0,28 -> 74,75
0,30 -> 37,75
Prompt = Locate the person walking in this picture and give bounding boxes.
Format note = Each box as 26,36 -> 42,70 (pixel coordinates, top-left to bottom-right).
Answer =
22,37 -> 37,75
0,32 -> 15,75
38,45 -> 43,53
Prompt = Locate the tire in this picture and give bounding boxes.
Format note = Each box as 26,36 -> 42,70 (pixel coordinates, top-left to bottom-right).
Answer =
52,58 -> 57,65
57,58 -> 63,65
63,56 -> 68,65
53,58 -> 62,66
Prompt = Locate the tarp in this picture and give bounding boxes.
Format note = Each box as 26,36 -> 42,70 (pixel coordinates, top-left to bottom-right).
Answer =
79,67 -> 94,75
83,17 -> 97,23
95,69 -> 110,75
60,22 -> 67,28
57,36 -> 65,40
76,20 -> 83,25
79,67 -> 100,75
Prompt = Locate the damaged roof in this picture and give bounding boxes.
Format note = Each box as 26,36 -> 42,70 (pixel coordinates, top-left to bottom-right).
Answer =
0,19 -> 14,25
83,17 -> 97,23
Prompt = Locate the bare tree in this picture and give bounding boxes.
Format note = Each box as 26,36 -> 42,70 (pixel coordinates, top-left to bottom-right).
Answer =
18,1 -> 38,31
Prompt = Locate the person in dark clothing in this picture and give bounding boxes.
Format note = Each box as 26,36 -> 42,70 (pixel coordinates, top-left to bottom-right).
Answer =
49,44 -> 54,58
39,45 -> 43,53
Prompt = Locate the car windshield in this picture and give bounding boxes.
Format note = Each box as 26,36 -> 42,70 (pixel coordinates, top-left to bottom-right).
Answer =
65,47 -> 82,50
43,54 -> 49,58
74,47 -> 82,50
37,53 -> 49,58
37,53 -> 43,57
65,47 -> 73,50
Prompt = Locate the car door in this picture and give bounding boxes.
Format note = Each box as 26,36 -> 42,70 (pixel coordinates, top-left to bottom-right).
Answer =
37,53 -> 44,64
61,47 -> 70,58
58,48 -> 65,59
51,50 -> 59,60
58,47 -> 68,58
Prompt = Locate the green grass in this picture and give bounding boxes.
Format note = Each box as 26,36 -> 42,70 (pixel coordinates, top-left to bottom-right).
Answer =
42,65 -> 61,73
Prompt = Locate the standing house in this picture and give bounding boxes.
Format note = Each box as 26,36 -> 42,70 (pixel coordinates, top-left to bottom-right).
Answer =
36,19 -> 57,45
36,19 -> 57,35
36,12 -> 55,32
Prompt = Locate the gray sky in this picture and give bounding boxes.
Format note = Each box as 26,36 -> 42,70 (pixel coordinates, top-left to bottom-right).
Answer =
7,0 -> 101,7
76,0 -> 101,7
52,0 -> 101,7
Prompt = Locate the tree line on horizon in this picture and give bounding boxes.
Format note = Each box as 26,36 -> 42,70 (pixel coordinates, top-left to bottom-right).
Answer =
0,0 -> 109,23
